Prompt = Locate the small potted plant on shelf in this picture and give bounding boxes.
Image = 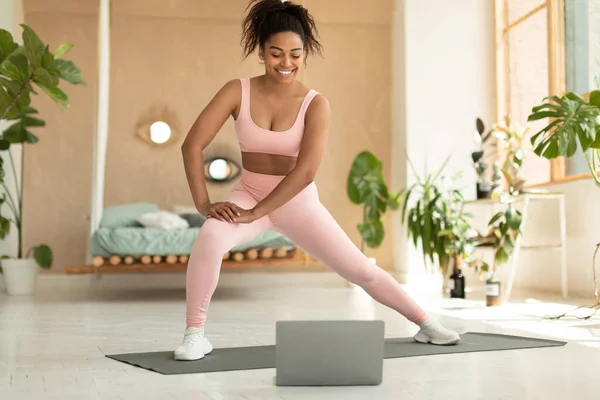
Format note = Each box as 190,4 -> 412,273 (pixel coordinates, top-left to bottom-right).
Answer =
471,117 -> 497,199
0,25 -> 84,295
347,150 -> 402,262
493,115 -> 529,194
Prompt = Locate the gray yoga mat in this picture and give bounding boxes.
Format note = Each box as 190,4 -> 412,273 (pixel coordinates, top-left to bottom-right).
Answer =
106,332 -> 566,375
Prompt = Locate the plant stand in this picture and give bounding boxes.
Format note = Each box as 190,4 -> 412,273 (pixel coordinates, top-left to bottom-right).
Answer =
465,191 -> 568,303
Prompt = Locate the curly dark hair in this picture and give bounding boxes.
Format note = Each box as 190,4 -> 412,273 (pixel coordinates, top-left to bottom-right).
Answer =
241,0 -> 323,59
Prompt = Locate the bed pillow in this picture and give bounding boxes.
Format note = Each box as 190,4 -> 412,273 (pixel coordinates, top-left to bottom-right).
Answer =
137,210 -> 190,230
101,203 -> 160,228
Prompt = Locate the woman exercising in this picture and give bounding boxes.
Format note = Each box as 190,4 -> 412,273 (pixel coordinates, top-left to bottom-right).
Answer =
175,0 -> 460,361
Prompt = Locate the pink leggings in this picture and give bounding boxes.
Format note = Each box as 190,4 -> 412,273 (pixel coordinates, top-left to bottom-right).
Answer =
186,169 -> 428,327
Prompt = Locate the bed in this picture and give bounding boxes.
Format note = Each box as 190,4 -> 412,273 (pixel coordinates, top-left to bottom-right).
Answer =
66,202 -> 315,275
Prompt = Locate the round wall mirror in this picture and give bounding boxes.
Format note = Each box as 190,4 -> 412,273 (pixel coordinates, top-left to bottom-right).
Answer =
204,157 -> 241,183
136,105 -> 181,147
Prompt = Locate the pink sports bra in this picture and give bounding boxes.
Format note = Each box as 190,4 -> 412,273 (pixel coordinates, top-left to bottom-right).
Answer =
234,78 -> 320,157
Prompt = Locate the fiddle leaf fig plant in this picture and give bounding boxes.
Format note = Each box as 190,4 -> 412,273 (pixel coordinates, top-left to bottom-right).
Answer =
0,24 -> 84,269
347,150 -> 402,252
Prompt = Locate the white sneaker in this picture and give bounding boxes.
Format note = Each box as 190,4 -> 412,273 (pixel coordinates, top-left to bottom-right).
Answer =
174,327 -> 214,361
413,320 -> 461,345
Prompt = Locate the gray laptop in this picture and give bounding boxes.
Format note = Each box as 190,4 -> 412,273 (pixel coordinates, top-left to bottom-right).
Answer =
275,320 -> 385,386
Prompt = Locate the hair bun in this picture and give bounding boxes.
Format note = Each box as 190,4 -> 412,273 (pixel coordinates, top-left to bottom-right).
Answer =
241,0 -> 323,59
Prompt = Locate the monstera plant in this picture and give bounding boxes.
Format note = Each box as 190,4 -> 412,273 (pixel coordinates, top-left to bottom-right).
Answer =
528,89 -> 600,185
527,84 -> 600,317
0,24 -> 84,294
347,150 -> 402,253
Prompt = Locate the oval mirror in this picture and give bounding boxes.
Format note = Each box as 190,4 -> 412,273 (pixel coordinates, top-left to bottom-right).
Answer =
204,157 -> 241,183
136,105 -> 180,147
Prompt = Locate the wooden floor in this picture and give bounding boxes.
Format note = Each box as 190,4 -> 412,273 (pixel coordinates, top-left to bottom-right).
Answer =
1,272 -> 599,399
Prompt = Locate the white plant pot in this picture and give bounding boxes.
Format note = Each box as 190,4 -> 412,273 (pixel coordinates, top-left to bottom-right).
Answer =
1,258 -> 39,295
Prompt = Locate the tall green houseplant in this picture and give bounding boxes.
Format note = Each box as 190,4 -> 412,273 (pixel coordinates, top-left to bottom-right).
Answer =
528,84 -> 600,316
347,150 -> 402,253
0,24 -> 84,269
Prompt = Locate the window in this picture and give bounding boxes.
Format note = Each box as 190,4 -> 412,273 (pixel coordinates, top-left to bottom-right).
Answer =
564,0 -> 600,176
494,0 -> 565,185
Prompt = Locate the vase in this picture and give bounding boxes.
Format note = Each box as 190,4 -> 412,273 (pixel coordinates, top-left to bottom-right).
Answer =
1,258 -> 39,295
485,274 -> 503,306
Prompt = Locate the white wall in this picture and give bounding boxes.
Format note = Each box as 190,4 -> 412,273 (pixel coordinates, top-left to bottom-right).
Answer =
516,179 -> 600,298
0,0 -> 24,260
391,0 -> 496,281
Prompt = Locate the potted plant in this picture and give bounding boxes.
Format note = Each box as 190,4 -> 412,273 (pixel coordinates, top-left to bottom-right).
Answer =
400,158 -> 450,275
527,85 -> 600,317
493,115 -> 529,194
436,176 -> 491,298
0,25 -> 84,295
347,150 -> 402,263
484,196 -> 523,306
472,117 -> 496,199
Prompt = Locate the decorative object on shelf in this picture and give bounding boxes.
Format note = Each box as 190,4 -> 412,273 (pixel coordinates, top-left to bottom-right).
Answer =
204,157 -> 241,183
347,150 -> 402,256
0,25 -> 84,294
136,104 -> 181,147
493,115 -> 529,195
528,82 -> 600,318
491,160 -> 503,194
449,260 -> 465,299
471,118 -> 497,199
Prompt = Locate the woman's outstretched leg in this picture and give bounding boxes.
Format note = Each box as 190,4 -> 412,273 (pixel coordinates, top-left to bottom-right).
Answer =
271,184 -> 460,345
175,189 -> 276,360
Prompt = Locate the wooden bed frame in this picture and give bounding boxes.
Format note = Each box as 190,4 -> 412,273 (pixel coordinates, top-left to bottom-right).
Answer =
65,247 -> 324,275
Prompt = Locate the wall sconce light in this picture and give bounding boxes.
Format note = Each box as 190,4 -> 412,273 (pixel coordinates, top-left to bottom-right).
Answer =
136,105 -> 181,147
204,157 -> 241,183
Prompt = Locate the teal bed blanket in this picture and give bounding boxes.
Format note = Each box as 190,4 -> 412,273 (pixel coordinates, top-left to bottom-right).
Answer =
89,227 -> 296,258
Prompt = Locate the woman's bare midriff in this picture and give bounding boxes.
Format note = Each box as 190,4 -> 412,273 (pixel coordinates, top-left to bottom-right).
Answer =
241,152 -> 297,176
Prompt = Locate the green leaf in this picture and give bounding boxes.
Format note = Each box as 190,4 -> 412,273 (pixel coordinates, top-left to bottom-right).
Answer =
42,45 -> 54,69
0,53 -> 30,81
0,29 -> 15,63
22,116 -> 45,128
510,209 -> 523,231
2,121 -> 27,143
51,59 -> 85,85
488,211 -> 504,226
589,90 -> 600,108
504,235 -> 514,253
529,94 -> 600,160
0,139 -> 10,151
33,66 -> 58,86
495,247 -> 509,265
36,82 -> 69,107
21,24 -> 45,67
0,215 -> 10,239
33,244 -> 53,269
54,43 -> 73,58
592,125 -> 600,149
358,219 -> 384,249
